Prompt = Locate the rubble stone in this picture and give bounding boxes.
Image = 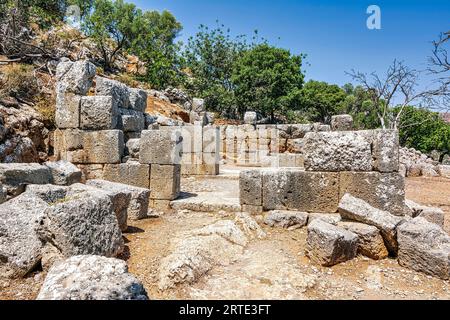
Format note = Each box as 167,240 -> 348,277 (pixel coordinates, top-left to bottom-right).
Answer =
264,211 -> 308,229
331,115 -> 353,131
80,96 -> 118,130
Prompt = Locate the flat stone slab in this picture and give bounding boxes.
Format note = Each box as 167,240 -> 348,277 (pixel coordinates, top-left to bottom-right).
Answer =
170,192 -> 241,213
264,210 -> 308,229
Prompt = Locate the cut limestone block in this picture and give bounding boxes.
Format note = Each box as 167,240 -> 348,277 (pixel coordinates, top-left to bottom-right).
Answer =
80,96 -> 118,130
303,131 -> 372,171
0,193 -> 48,278
239,170 -> 262,206
150,164 -> 181,200
264,210 -> 308,229
118,109 -> 145,132
125,139 -> 140,159
35,183 -> 124,258
139,129 -> 183,165
203,126 -> 221,154
179,126 -> 203,154
338,221 -> 389,260
85,181 -> 132,232
0,163 -> 51,197
306,219 -> 359,267
103,161 -> 150,189
37,255 -> 149,300
261,169 -> 339,213
54,129 -> 124,164
45,160 -> 82,186
95,76 -> 130,109
339,171 -> 406,216
128,88 -> 147,112
372,130 -> 399,173
308,213 -> 342,226
87,179 -> 150,221
55,93 -> 82,129
397,217 -> 450,280
338,193 -> 405,255
331,115 -> 353,131
277,153 -> 304,167
405,199 -> 445,228
78,164 -> 104,182
56,59 -> 96,95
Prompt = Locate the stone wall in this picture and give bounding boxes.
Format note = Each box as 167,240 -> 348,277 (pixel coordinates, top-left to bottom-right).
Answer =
240,129 -> 407,216
53,59 -> 183,208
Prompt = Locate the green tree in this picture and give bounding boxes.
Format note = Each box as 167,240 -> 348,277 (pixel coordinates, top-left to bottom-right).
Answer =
298,80 -> 346,124
83,0 -> 141,70
394,106 -> 450,154
131,10 -> 183,89
232,44 -> 305,121
183,22 -> 251,118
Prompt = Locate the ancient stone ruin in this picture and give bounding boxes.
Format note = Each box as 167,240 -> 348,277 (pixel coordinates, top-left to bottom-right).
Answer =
0,59 -> 449,300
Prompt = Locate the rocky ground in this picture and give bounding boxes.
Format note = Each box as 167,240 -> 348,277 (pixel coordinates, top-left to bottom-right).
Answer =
1,173 -> 449,300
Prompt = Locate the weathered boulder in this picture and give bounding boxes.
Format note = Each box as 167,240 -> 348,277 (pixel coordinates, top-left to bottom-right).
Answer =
338,193 -> 405,255
87,179 -> 150,221
244,112 -> 258,125
331,115 -> 353,131
303,131 -> 372,171
0,163 -> 51,197
405,199 -> 445,228
372,130 -> 399,173
306,219 -> 359,267
0,193 -> 48,278
397,217 -> 450,280
35,184 -> 124,258
264,210 -> 308,229
338,221 -> 388,260
44,160 -> 82,186
128,88 -> 148,112
192,98 -> 205,113
438,165 -> 450,178
235,212 -> 267,240
158,220 -> 247,290
37,255 -> 149,300
125,138 -> 140,158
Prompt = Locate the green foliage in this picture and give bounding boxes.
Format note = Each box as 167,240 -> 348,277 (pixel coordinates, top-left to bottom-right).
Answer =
232,44 -> 305,120
297,80 -> 346,124
132,10 -> 183,89
394,105 -> 450,154
82,0 -> 141,70
183,22 -> 251,118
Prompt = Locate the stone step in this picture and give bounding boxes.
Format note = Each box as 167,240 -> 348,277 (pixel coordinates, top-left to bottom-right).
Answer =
170,192 -> 241,212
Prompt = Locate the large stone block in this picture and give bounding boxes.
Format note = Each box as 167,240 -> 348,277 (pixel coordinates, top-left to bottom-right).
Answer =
56,59 -> 96,95
239,170 -> 262,206
203,126 -> 220,153
397,217 -> 450,280
180,125 -> 203,154
103,162 -> 150,189
80,96 -> 118,130
118,109 -> 145,132
95,76 -> 130,109
338,193 -> 405,255
303,131 -> 372,171
45,160 -> 82,186
77,164 -> 104,182
84,181 -> 131,232
262,169 -> 339,212
405,199 -> 445,228
306,219 -> 358,267
0,193 -> 48,278
55,129 -> 124,164
339,171 -> 406,216
35,184 -> 124,258
55,92 -> 82,129
150,164 -> 181,200
128,88 -> 147,112
37,255 -> 148,300
372,130 -> 399,173
0,163 -> 52,197
331,115 -> 353,131
264,210 -> 308,229
338,221 -> 389,260
139,129 -> 183,165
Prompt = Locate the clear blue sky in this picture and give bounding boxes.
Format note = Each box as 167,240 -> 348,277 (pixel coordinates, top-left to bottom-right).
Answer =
131,0 -> 449,88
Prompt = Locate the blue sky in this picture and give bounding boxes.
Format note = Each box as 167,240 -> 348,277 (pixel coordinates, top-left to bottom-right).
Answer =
131,0 -> 449,88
